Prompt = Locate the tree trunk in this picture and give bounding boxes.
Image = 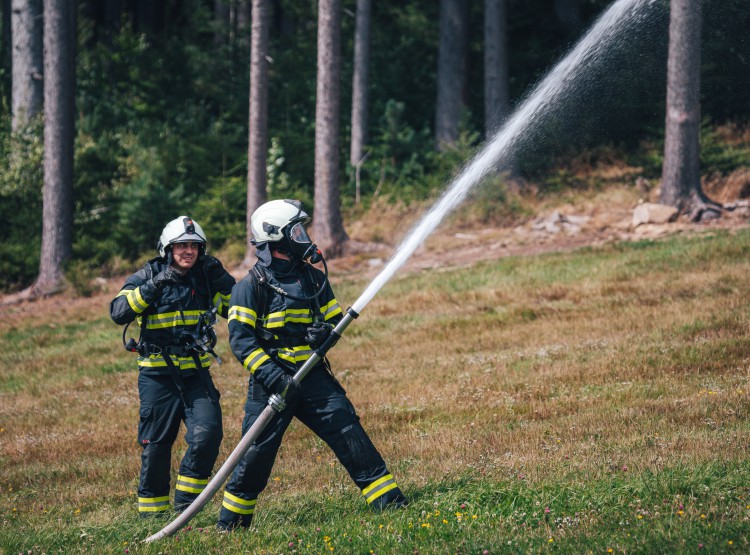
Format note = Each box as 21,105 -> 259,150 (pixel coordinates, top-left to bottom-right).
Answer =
2,0 -> 10,72
313,0 -> 348,257
34,0 -> 75,296
214,0 -> 230,47
245,0 -> 270,263
435,0 -> 468,151
235,0 -> 251,50
659,0 -> 719,221
349,0 -> 371,168
11,0 -> 43,132
483,0 -> 508,136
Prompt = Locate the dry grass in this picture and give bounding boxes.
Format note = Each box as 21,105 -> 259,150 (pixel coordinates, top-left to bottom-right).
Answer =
2,227 -> 750,553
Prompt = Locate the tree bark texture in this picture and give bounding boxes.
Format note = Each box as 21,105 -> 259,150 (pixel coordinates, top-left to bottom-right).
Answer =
246,0 -> 270,258
313,0 -> 348,256
435,0 -> 468,151
349,0 -> 371,167
36,0 -> 75,295
660,0 -> 717,220
11,0 -> 43,131
483,0 -> 509,136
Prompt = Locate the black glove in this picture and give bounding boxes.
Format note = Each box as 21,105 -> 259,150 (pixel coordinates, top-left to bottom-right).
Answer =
269,373 -> 301,411
305,321 -> 333,349
151,266 -> 180,291
201,254 -> 226,281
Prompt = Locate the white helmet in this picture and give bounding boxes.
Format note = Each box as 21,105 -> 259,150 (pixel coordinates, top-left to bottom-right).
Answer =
157,216 -> 207,258
250,199 -> 311,245
251,199 -> 321,263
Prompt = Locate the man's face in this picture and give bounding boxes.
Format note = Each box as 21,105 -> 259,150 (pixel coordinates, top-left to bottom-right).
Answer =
171,242 -> 201,271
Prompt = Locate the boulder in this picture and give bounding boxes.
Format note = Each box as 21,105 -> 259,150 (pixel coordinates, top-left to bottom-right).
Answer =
632,203 -> 678,227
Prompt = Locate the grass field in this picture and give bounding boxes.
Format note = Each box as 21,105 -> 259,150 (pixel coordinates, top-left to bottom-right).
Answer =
1,228 -> 750,554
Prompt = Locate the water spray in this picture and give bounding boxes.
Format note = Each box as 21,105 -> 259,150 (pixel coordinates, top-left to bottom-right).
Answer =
145,0 -> 656,542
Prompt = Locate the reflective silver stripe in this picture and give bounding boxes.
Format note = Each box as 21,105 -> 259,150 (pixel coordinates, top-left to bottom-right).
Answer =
213,291 -> 231,310
229,305 -> 257,327
264,309 -> 314,328
277,346 -> 313,364
145,310 -> 203,329
321,299 -> 342,320
138,496 -> 170,512
243,348 -> 270,373
120,287 -> 149,313
222,492 -> 256,515
175,475 -> 208,493
265,311 -> 286,328
362,474 -> 398,504
138,353 -> 211,370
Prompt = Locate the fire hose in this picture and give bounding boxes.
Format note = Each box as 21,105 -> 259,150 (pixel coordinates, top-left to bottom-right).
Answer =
143,307 -> 358,543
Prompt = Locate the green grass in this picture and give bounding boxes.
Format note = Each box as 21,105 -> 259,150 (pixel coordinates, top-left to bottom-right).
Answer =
2,229 -> 750,553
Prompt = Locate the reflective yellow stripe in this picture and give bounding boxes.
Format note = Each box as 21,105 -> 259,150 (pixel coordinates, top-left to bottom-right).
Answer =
285,308 -> 312,324
265,308 -> 314,329
176,475 -> 209,493
138,496 -> 170,512
243,348 -> 270,373
177,475 -> 209,484
138,353 -> 212,370
213,291 -> 231,309
278,346 -> 314,364
362,474 -> 399,504
321,298 -> 342,320
222,491 -> 257,515
264,311 -> 286,328
118,287 -> 149,313
229,305 -> 257,327
145,310 -> 204,329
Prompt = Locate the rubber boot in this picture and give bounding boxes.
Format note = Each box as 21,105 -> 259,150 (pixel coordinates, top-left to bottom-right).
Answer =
217,506 -> 253,531
369,487 -> 408,510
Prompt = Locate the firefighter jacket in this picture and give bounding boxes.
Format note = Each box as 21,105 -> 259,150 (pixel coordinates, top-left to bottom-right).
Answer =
110,256 -> 236,376
228,257 -> 342,391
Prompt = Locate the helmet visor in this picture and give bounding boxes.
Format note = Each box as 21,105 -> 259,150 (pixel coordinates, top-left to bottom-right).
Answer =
288,222 -> 312,246
286,222 -> 317,261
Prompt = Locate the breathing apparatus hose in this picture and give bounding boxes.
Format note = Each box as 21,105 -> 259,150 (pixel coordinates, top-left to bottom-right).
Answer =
143,307 -> 359,543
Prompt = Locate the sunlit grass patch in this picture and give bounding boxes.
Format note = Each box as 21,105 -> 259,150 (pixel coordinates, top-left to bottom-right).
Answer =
2,230 -> 750,553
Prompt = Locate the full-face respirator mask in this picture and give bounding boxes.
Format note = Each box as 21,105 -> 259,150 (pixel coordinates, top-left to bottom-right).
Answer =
284,221 -> 323,264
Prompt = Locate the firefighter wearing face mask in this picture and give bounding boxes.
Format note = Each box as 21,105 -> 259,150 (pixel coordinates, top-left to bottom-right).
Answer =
110,216 -> 236,517
217,199 -> 407,531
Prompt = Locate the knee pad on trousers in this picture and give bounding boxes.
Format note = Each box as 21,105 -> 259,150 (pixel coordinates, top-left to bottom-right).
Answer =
181,425 -> 222,479
190,424 -> 222,459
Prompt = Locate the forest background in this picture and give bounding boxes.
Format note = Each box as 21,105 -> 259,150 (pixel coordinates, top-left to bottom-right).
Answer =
2,1 -> 750,552
0,0 -> 749,292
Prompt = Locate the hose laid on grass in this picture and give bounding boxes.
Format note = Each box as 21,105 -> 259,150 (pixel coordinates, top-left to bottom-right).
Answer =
143,308 -> 358,543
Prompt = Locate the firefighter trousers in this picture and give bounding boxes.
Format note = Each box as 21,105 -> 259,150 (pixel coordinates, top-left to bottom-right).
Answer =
217,365 -> 405,529
136,371 -> 223,515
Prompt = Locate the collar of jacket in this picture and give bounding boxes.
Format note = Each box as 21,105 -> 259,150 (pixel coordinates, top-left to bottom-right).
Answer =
268,256 -> 302,275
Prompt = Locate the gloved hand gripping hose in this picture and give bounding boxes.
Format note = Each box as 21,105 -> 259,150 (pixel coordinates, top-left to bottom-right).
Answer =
143,307 -> 359,543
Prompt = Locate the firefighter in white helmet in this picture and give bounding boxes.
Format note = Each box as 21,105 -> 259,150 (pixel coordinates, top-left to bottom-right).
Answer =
110,216 -> 235,516
217,199 -> 407,531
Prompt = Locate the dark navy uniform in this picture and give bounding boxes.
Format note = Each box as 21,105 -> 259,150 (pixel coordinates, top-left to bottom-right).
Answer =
110,256 -> 235,515
217,256 -> 405,529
